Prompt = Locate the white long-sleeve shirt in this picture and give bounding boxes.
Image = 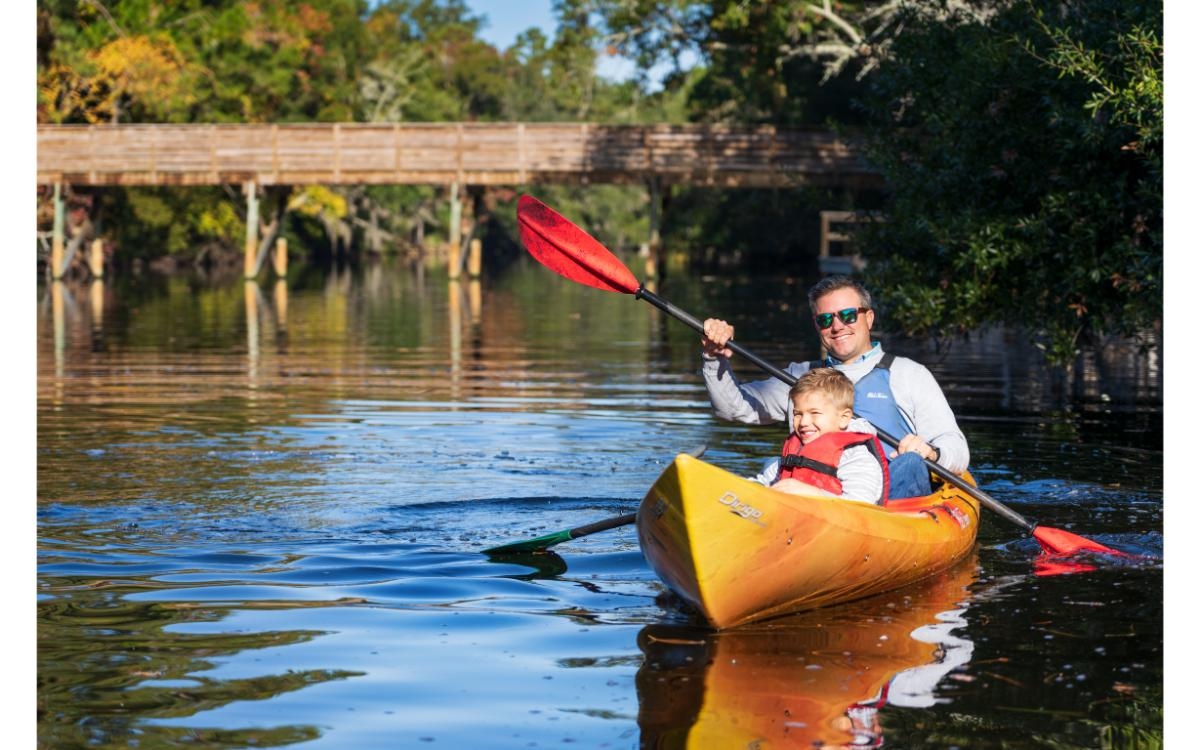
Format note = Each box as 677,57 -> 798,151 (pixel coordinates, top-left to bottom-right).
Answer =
702,342 -> 969,473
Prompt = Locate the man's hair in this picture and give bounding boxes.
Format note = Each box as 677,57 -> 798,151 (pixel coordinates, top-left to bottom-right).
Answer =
807,275 -> 873,315
788,368 -> 855,412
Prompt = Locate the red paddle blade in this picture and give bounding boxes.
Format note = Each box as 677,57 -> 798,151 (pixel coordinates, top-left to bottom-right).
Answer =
517,195 -> 640,294
1033,556 -> 1098,577
1032,525 -> 1128,557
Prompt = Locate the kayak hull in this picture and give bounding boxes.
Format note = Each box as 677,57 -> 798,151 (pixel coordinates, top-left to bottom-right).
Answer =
636,453 -> 981,629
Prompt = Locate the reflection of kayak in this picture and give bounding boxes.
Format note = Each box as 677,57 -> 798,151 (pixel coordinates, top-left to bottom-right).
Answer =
636,556 -> 978,748
637,453 -> 981,628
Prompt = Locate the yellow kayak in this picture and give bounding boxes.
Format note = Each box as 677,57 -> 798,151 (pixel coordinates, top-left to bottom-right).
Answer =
636,453 -> 980,629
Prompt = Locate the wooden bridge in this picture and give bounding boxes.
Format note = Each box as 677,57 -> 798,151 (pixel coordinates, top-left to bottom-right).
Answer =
37,122 -> 882,280
37,122 -> 880,189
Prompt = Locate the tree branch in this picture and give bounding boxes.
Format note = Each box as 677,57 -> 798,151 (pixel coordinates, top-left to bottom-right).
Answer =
82,0 -> 125,38
805,0 -> 863,46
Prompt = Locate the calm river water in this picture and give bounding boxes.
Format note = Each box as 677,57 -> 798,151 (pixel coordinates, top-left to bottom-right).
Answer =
37,259 -> 1163,748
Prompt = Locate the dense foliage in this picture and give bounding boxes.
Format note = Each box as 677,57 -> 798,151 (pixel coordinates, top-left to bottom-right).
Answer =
854,0 -> 1161,363
38,1 -> 1162,364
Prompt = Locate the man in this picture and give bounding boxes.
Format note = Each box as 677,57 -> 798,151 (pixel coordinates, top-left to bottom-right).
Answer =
700,275 -> 969,498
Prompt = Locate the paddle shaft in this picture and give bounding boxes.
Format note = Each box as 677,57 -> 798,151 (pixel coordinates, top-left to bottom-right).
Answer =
568,512 -> 637,538
635,285 -> 1038,533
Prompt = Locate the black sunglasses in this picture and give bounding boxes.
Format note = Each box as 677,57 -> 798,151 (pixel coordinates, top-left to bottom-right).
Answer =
813,307 -> 870,329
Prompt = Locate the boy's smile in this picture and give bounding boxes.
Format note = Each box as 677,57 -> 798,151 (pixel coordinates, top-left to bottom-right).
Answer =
791,391 -> 853,444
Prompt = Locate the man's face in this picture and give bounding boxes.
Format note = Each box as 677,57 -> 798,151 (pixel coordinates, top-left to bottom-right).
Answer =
813,287 -> 874,362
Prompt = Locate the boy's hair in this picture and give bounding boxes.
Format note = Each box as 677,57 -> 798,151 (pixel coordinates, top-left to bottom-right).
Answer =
788,368 -> 855,412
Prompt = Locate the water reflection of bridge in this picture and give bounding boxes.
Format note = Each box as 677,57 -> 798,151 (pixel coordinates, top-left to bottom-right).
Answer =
37,123 -> 882,279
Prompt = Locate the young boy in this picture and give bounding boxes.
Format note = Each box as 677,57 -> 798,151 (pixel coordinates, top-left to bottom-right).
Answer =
752,368 -> 889,504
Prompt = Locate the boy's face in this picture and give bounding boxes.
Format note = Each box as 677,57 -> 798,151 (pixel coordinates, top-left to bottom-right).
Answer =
791,391 -> 853,445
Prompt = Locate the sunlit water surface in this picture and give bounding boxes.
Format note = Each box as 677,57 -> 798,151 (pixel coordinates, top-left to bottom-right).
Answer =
38,262 -> 1162,748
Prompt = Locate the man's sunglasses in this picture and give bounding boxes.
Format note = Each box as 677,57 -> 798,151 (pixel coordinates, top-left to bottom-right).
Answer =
813,307 -> 870,329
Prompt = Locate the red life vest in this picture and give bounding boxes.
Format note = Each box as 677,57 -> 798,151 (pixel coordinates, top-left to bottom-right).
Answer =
778,431 -> 890,501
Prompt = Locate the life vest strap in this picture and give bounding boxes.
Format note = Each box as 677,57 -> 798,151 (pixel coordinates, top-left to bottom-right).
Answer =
779,454 -> 839,478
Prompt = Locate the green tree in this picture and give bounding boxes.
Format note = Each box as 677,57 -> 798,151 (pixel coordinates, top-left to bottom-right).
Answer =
38,0 -> 373,264
38,0 -> 371,124
360,0 -> 506,121
855,0 -> 1162,364
593,0 -> 878,125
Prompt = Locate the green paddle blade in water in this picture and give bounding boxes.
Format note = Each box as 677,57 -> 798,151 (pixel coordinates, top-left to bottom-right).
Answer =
483,513 -> 637,555
483,528 -> 582,556
482,446 -> 706,556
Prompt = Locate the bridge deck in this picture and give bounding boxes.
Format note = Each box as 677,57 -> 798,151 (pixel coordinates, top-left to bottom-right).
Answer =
37,123 -> 882,189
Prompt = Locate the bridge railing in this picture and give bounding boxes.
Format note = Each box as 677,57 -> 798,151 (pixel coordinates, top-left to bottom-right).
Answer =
37,123 -> 881,189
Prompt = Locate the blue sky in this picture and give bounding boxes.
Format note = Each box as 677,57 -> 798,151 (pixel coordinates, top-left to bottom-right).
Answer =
464,0 -> 556,49
463,0 -> 657,85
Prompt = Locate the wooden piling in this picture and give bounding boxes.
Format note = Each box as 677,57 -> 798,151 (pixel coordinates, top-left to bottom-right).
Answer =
467,238 -> 482,278
273,237 -> 288,278
51,183 -> 65,279
448,182 -> 462,279
88,239 -> 104,279
243,181 -> 260,279
645,178 -> 661,280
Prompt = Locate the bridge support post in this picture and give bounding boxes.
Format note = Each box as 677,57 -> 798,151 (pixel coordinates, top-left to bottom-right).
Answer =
448,182 -> 463,278
467,238 -> 482,278
244,181 -> 260,279
50,183 -> 65,279
645,178 -> 662,280
89,239 -> 105,279
273,237 -> 288,279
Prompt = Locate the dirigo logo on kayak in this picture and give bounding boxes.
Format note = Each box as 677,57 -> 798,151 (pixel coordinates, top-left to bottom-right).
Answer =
717,492 -> 765,526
